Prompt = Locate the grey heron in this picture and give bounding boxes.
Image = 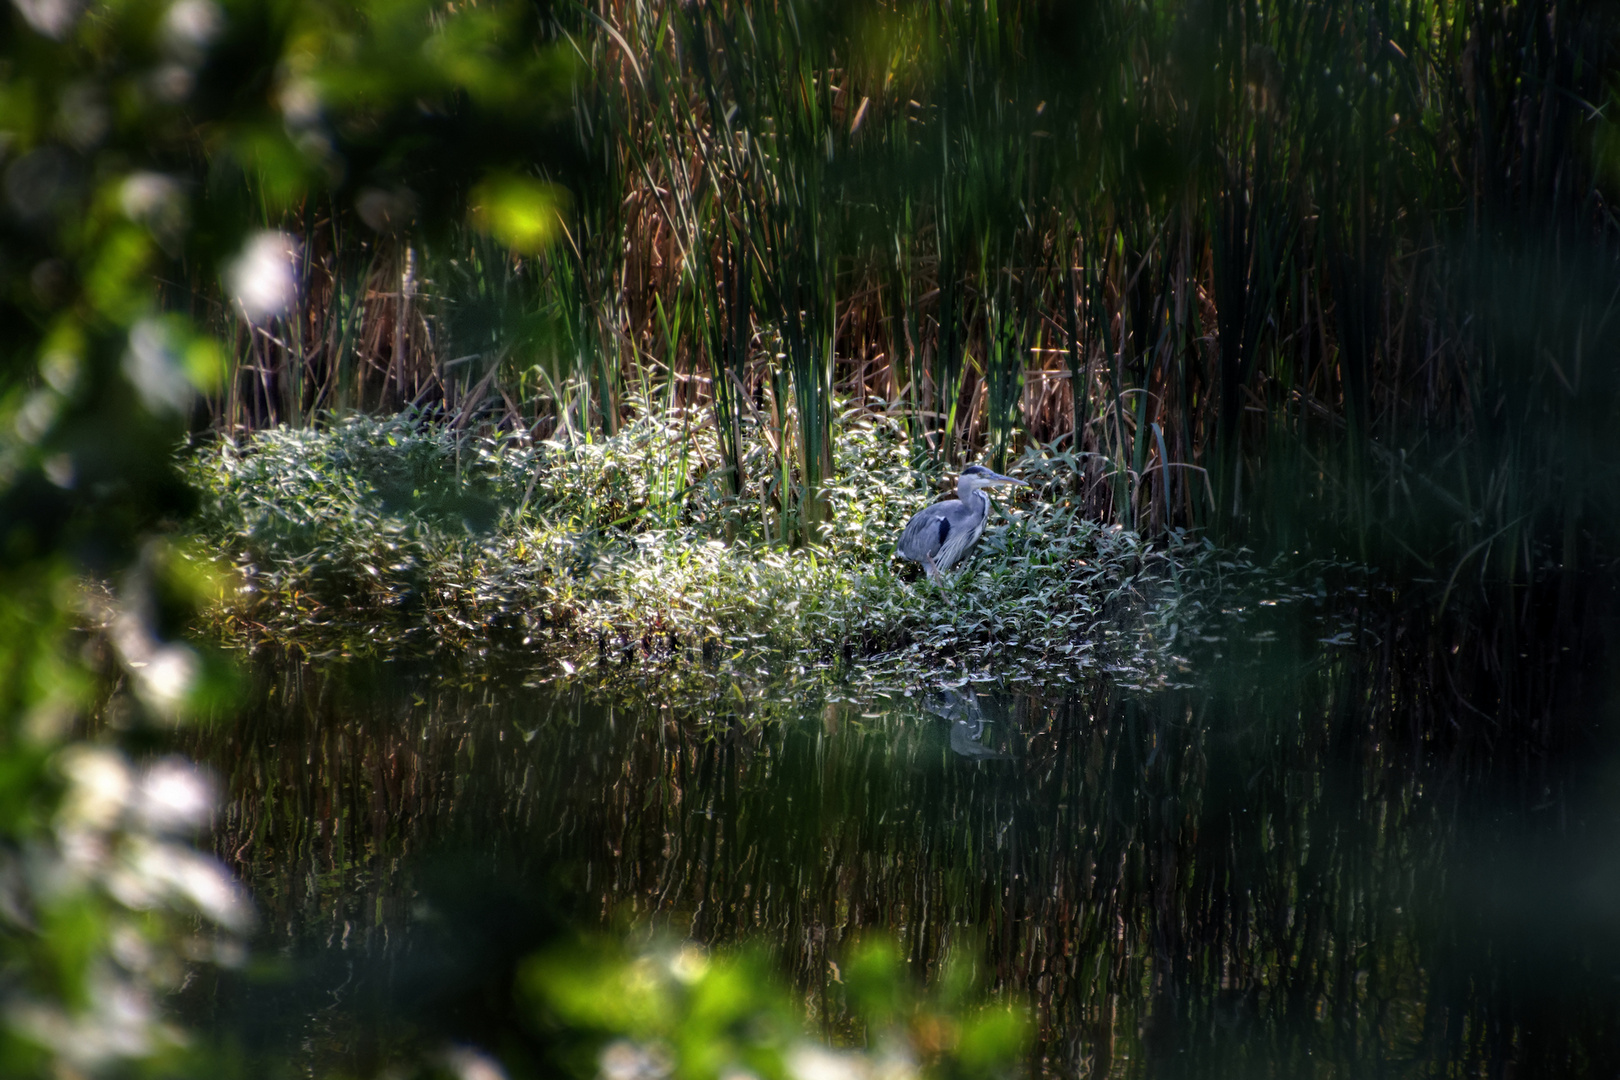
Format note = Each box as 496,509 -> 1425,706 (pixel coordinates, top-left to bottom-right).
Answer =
897,464 -> 1028,579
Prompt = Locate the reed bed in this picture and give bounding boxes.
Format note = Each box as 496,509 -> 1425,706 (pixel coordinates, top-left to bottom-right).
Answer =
193,0 -> 1620,624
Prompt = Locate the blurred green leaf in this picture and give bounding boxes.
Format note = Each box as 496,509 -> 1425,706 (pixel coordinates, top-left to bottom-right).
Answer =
471,174 -> 568,255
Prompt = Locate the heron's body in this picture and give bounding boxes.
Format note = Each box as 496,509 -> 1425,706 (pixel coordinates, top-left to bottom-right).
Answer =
897,465 -> 1027,578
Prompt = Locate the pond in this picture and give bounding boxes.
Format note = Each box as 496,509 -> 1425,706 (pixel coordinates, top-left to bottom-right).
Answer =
178,588 -> 1620,1078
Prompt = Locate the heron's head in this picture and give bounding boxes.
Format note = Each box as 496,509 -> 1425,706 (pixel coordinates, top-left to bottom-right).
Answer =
957,465 -> 1029,492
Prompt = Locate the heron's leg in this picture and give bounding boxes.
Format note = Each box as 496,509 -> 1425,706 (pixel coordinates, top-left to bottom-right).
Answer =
924,557 -> 937,579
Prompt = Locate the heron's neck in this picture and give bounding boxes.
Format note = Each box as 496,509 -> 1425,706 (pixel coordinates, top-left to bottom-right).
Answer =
957,481 -> 987,517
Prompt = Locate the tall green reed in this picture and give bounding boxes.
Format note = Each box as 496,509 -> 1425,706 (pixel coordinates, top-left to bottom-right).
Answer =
190,0 -> 1620,603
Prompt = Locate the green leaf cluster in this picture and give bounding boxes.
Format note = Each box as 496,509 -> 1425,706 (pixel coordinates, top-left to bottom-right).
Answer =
527,935 -> 1027,1080
0,0 -> 578,1072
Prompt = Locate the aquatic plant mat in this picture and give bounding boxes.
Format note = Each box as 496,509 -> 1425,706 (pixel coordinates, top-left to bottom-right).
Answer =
183,410 -> 1364,696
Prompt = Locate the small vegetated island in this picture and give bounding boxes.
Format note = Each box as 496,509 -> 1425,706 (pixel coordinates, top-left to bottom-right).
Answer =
186,408 -> 1249,694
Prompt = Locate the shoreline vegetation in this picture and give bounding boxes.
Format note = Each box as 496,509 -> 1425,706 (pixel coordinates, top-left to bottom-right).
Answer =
165,0 -> 1618,693
183,406 -> 1355,695
181,0 -> 1620,629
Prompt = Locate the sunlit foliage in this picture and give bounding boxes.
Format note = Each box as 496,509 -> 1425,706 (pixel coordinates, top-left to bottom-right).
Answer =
530,936 -> 1026,1080
181,407 -> 1306,693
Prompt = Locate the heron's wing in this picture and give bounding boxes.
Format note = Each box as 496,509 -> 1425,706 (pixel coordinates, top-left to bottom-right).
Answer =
897,503 -> 951,561
934,500 -> 985,571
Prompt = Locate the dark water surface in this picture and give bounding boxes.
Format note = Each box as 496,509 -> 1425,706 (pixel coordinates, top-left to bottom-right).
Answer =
183,595 -> 1620,1078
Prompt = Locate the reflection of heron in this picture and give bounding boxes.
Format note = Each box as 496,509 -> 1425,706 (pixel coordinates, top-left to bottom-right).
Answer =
897,465 -> 1028,578
927,688 -> 1013,761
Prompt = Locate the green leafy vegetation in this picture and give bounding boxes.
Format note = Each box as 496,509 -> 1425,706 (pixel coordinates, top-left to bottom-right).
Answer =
0,0 -> 583,1073
530,936 -> 1026,1080
183,407 -> 1291,692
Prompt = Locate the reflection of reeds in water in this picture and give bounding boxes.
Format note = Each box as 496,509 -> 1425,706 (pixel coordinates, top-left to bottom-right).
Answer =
186,606 -> 1620,1075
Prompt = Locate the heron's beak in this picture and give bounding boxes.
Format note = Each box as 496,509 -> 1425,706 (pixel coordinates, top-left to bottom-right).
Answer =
988,473 -> 1028,487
